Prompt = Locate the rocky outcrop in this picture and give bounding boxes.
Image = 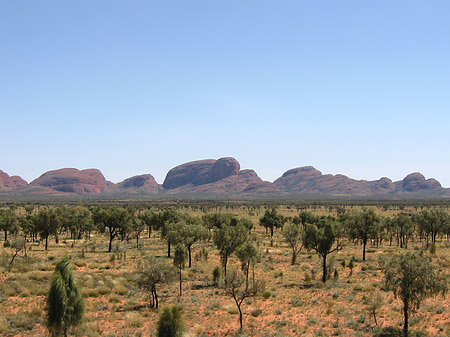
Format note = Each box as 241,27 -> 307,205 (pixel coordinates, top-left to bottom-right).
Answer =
163,159 -> 275,195
0,170 -> 27,190
273,166 -> 324,192
162,159 -> 216,189
30,168 -> 107,194
273,166 -> 444,197
114,174 -> 160,194
0,160 -> 447,199
162,157 -> 240,189
372,177 -> 396,193
401,173 -> 442,192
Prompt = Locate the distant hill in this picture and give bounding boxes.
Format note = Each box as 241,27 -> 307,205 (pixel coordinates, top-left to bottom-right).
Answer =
0,170 -> 27,190
1,158 -> 449,199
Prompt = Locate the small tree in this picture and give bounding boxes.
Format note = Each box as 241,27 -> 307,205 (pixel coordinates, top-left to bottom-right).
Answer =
235,242 -> 260,290
137,257 -> 175,308
212,266 -> 221,287
282,222 -> 303,265
347,209 -> 380,261
366,293 -> 383,326
8,236 -> 26,271
0,208 -> 19,242
224,268 -> 265,331
415,208 -> 448,249
138,209 -> 159,238
213,223 -> 248,277
157,306 -> 185,337
167,218 -> 208,267
173,244 -> 187,297
33,208 -> 61,251
298,211 -> 317,226
383,252 -> 448,337
47,257 -> 85,337
259,208 -> 286,237
131,217 -> 146,247
157,207 -> 181,257
391,214 -> 414,249
93,207 -> 130,253
302,218 -> 343,282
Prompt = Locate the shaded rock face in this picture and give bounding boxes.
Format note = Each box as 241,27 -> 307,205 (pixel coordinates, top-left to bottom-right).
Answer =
0,170 -> 27,189
273,166 -> 323,191
116,174 -> 160,194
163,157 -> 240,189
402,173 -> 442,191
164,168 -> 268,195
372,177 -> 396,193
30,168 -> 107,194
273,167 -> 444,197
162,159 -> 215,189
162,158 -> 276,195
210,157 -> 240,183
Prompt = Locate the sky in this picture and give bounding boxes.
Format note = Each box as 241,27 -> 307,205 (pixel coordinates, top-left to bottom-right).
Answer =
1,1 -> 449,187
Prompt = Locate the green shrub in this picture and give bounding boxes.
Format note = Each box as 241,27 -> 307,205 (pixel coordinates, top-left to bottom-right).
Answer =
109,295 -> 121,303
113,285 -> 128,296
0,316 -> 8,334
157,306 -> 185,337
291,296 -> 303,307
373,326 -> 403,337
251,308 -> 263,317
262,291 -> 271,299
429,243 -> 436,255
212,267 -> 220,287
97,286 -> 111,296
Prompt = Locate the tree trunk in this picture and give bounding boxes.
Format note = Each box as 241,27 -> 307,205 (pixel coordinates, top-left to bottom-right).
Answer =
223,255 -> 228,277
235,298 -> 243,331
252,263 -> 255,288
291,249 -> 297,265
4,230 -> 7,242
167,239 -> 171,257
153,285 -> 159,308
245,262 -> 250,291
403,300 -> 409,337
322,254 -> 327,283
150,286 -> 155,308
363,237 -> 367,261
9,250 -> 19,272
270,227 -> 274,237
45,235 -> 48,251
179,266 -> 182,297
188,245 -> 192,268
108,233 -> 114,253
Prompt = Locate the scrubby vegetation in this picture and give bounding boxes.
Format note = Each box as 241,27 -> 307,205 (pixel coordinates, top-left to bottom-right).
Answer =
0,202 -> 449,336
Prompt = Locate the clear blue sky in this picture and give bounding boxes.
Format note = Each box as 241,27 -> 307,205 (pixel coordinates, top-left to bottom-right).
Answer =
1,1 -> 449,186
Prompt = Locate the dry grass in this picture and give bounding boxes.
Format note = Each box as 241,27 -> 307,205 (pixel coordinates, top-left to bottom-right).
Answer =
0,204 -> 449,337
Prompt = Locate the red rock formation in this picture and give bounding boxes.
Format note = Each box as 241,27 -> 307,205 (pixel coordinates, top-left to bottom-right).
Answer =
0,170 -> 27,189
163,158 -> 241,189
30,168 -> 107,194
402,172 -> 441,191
114,174 -> 160,194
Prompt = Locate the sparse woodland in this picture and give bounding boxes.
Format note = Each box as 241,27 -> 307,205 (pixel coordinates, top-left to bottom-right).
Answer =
0,202 -> 449,337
